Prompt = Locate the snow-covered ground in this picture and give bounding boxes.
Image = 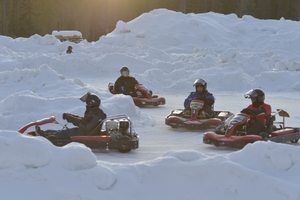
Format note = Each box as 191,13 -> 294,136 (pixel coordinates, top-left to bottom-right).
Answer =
1,8 -> 300,200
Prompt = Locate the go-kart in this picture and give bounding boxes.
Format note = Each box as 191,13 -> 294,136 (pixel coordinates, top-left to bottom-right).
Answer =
203,109 -> 300,148
18,114 -> 139,153
108,83 -> 166,107
165,99 -> 234,130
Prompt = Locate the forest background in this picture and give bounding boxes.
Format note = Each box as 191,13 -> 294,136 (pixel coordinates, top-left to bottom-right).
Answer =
1,0 -> 300,42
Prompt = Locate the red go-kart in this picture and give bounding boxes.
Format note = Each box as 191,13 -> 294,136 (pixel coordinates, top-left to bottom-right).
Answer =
18,114 -> 139,153
203,109 -> 300,148
165,99 -> 234,130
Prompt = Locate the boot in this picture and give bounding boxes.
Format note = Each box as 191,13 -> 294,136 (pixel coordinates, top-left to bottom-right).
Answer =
35,126 -> 44,136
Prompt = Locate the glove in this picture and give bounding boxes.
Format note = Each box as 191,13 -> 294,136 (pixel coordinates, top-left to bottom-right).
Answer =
62,112 -> 69,120
62,112 -> 81,124
241,108 -> 251,114
71,120 -> 80,127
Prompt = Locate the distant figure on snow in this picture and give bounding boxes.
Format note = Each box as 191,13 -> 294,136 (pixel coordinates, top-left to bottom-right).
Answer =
66,46 -> 73,54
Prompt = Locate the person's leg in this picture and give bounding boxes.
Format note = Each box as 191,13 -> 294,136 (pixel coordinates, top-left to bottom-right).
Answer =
54,128 -> 82,139
247,121 -> 267,135
202,104 -> 213,117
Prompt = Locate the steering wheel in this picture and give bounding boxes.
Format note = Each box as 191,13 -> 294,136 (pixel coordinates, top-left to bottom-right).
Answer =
241,109 -> 258,122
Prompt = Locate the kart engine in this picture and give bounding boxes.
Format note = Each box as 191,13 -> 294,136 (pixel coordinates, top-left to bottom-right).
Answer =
105,118 -> 130,140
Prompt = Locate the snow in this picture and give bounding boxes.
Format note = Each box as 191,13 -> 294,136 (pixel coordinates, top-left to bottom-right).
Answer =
1,8 -> 300,199
52,30 -> 82,37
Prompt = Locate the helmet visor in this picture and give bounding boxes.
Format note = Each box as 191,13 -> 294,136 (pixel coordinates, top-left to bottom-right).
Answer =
121,70 -> 129,77
244,89 -> 258,99
79,92 -> 91,102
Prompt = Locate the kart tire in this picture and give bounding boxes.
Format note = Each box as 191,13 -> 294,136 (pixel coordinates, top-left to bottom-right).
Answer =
213,141 -> 219,147
291,139 -> 299,143
117,136 -> 132,153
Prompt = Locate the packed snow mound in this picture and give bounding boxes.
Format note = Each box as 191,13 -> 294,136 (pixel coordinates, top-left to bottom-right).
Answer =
0,131 -> 117,191
0,131 -> 96,170
1,8 -> 300,200
100,9 -> 300,50
1,132 -> 300,199
1,9 -> 300,94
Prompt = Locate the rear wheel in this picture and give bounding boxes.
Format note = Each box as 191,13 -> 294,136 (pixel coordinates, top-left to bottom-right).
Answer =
291,139 -> 299,143
117,136 -> 132,153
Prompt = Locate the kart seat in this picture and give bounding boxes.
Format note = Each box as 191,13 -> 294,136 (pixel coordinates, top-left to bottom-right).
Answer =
266,115 -> 275,134
89,120 -> 105,136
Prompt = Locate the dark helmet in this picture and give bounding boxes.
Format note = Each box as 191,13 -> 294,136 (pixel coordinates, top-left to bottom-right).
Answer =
120,66 -> 130,77
244,88 -> 265,106
79,92 -> 101,108
68,46 -> 73,50
193,78 -> 207,91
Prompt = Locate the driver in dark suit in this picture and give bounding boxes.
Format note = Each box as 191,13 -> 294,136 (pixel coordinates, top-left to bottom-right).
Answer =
114,66 -> 141,97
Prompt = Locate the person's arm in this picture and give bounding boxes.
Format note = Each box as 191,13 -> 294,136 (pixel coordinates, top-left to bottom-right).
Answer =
257,104 -> 271,120
133,77 -> 139,85
184,93 -> 194,108
204,93 -> 215,106
62,112 -> 82,126
114,78 -> 121,94
79,109 -> 106,132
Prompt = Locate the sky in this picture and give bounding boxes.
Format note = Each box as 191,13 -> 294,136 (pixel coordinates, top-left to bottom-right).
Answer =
1,8 -> 300,200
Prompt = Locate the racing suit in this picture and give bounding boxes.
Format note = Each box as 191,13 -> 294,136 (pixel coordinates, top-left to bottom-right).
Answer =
114,76 -> 139,96
184,90 -> 215,116
241,103 -> 272,135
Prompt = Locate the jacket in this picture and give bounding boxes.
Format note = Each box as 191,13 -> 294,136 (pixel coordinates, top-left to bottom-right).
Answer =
68,106 -> 107,135
242,103 -> 272,125
184,90 -> 215,108
114,76 -> 139,95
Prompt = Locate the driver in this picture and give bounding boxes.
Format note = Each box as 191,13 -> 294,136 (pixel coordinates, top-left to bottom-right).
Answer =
184,78 -> 215,117
241,88 -> 271,135
114,66 -> 142,97
36,92 -> 107,139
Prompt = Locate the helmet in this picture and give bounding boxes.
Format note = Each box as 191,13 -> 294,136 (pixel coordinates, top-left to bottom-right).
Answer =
68,46 -> 73,50
244,88 -> 265,105
120,66 -> 130,77
193,78 -> 207,91
79,92 -> 101,108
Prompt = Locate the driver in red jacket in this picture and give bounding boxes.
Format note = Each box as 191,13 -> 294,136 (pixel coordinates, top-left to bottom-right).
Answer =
241,88 -> 272,135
